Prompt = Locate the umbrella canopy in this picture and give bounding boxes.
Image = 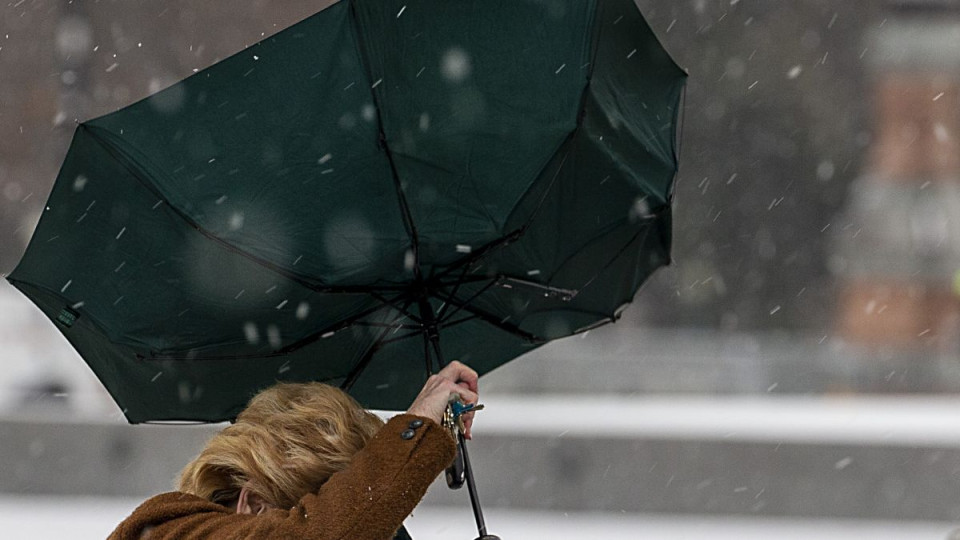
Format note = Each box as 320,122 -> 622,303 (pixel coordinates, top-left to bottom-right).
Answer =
8,0 -> 685,423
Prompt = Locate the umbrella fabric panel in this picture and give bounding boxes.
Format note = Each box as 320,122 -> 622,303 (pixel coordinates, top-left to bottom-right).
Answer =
373,156 -> 502,273
540,215 -> 671,326
493,123 -> 667,282
351,0 -> 596,260
9,127 -> 378,356
589,0 -> 686,203
86,2 -> 411,287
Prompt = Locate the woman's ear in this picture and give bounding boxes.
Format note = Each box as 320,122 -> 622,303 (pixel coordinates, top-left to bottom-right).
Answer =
236,485 -> 273,515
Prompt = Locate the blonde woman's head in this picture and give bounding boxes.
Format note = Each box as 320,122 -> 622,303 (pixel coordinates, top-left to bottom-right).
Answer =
178,382 -> 383,510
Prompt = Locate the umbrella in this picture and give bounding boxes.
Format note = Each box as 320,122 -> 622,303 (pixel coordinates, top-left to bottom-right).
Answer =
8,0 -> 684,536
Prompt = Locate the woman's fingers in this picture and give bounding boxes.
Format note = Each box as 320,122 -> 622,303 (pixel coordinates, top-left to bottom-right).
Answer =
440,380 -> 478,439
438,360 -> 479,393
407,362 -> 481,440
453,386 -> 478,406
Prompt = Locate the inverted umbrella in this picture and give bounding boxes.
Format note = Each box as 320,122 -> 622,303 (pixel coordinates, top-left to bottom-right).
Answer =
9,0 -> 684,536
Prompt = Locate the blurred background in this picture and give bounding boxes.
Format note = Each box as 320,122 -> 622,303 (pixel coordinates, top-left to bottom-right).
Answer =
2,0 -> 960,538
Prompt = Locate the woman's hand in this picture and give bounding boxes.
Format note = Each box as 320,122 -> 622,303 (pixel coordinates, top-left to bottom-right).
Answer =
406,360 -> 479,439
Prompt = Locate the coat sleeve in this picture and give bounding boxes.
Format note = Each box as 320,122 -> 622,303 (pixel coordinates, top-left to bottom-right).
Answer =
108,414 -> 456,540
295,413 -> 457,539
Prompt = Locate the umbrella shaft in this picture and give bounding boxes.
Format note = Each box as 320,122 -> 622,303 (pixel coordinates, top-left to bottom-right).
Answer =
458,431 -> 488,536
419,296 -> 490,536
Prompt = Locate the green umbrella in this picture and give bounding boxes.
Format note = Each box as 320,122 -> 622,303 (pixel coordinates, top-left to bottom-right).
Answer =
10,0 -> 683,429
10,1 -> 684,536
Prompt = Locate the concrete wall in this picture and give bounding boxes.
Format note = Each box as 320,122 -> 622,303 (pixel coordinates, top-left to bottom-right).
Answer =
4,415 -> 960,522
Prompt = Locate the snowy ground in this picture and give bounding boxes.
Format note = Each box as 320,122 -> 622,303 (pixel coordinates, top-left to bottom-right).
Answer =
0,495 -> 955,540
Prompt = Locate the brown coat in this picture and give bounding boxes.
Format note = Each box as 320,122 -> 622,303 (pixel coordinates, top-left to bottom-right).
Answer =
108,414 -> 456,540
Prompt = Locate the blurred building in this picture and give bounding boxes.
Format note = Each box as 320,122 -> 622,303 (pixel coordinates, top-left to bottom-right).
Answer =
833,0 -> 960,354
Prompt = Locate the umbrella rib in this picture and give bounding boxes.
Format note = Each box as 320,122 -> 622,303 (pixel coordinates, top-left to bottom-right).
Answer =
430,228 -> 524,282
370,291 -> 424,325
434,265 -> 472,322
340,296 -> 417,391
432,218 -> 665,339
353,322 -> 421,330
493,124 -> 580,253
340,325 -> 395,392
346,1 -> 422,282
428,141 -> 575,285
376,329 -> 425,348
438,314 -> 479,330
499,277 -> 578,300
576,233 -> 648,294
339,302 -> 419,394
278,294 -> 412,355
138,302 -> 394,361
435,277 -> 500,325
139,292 -> 420,362
433,275 -> 498,288
421,318 -> 433,377
551,215 -> 662,295
434,274 -> 578,327
82,125 -> 397,296
433,293 -> 545,344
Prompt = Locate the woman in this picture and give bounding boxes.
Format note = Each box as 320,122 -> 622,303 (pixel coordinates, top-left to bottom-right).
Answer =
109,361 -> 480,540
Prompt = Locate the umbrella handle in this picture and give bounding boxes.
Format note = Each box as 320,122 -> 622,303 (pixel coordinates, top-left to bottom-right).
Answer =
446,446 -> 466,489
444,400 -> 476,489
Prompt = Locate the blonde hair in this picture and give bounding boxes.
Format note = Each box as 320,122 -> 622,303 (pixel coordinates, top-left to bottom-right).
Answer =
178,382 -> 384,509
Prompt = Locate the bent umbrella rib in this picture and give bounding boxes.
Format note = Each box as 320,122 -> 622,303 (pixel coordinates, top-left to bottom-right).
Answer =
432,292 -> 545,345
